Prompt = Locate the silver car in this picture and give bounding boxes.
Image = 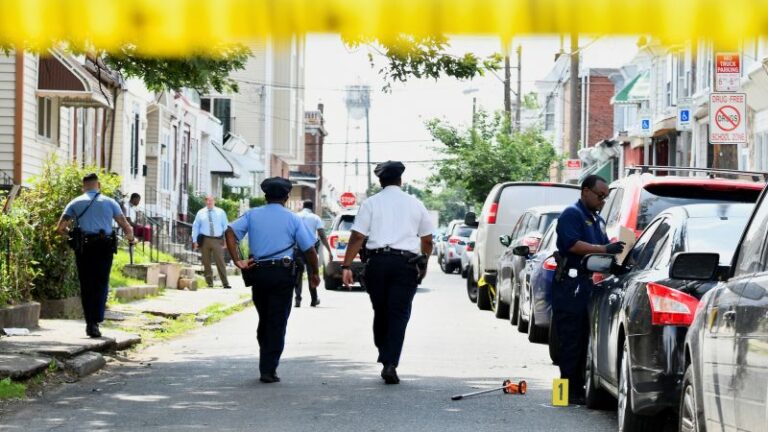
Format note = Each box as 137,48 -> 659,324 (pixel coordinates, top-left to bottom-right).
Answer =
439,224 -> 475,274
460,229 -> 477,279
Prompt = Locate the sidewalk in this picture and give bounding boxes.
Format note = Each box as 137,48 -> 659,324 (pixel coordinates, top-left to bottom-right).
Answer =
0,275 -> 251,382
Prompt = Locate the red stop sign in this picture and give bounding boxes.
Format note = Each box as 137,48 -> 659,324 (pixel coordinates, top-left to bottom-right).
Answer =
339,192 -> 356,207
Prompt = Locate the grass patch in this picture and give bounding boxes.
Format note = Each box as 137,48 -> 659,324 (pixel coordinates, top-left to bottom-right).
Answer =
109,244 -> 178,288
200,297 -> 251,326
0,378 -> 26,400
146,314 -> 197,341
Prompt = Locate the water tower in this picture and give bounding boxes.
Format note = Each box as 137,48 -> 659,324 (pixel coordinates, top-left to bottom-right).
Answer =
344,85 -> 371,192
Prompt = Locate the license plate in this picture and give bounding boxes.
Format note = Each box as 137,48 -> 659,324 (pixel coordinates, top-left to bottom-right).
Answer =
337,241 -> 347,250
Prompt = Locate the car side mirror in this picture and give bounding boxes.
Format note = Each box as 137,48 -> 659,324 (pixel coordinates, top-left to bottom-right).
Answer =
669,252 -> 720,280
442,235 -> 449,241
499,235 -> 511,247
512,245 -> 530,257
464,212 -> 478,228
583,254 -> 615,273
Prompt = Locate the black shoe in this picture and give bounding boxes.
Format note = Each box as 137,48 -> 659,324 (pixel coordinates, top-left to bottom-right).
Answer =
310,299 -> 320,307
294,300 -> 301,308
86,323 -> 101,338
381,365 -> 399,384
223,285 -> 232,289
259,373 -> 280,383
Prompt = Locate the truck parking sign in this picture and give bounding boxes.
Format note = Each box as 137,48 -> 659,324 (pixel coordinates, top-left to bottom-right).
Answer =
709,93 -> 747,144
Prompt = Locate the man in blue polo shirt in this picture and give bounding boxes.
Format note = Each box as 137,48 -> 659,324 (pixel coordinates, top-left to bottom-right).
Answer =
225,177 -> 320,383
553,175 -> 624,404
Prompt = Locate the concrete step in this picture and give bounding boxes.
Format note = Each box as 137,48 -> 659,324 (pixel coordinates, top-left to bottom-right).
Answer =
113,285 -> 160,301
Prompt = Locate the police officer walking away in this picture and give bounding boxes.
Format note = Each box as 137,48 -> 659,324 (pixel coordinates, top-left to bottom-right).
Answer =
553,175 -> 624,404
225,178 -> 320,383
294,200 -> 332,307
192,195 -> 231,289
56,173 -> 135,338
341,161 -> 434,384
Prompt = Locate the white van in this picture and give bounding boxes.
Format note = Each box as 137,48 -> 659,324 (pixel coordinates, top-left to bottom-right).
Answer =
465,182 -> 580,311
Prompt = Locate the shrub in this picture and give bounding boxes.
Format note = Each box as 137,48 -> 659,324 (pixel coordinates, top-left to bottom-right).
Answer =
17,159 -> 121,300
0,203 -> 39,306
188,193 -> 241,221
249,196 -> 266,208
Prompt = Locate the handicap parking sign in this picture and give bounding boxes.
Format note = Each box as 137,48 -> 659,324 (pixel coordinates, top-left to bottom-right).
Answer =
680,110 -> 689,122
677,102 -> 692,131
641,119 -> 650,129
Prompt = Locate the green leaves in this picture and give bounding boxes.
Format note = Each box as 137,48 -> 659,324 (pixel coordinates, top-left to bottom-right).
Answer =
345,34 -> 501,92
426,110 -> 557,206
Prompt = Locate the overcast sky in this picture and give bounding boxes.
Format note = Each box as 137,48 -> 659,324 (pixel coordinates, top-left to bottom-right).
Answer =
304,34 -> 640,194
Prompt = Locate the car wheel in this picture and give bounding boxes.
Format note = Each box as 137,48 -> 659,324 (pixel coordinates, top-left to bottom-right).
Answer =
493,281 -> 510,319
548,319 -> 560,365
324,276 -> 340,291
679,364 -> 705,432
585,333 -> 612,409
618,339 -> 659,432
440,256 -> 453,274
466,266 -> 478,303
476,279 -> 491,311
527,299 -> 548,343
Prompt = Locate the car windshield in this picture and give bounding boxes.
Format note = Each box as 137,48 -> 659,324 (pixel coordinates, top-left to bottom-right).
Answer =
637,185 -> 760,230
336,215 -> 355,231
685,216 -> 750,264
454,226 -> 475,237
537,213 -> 560,233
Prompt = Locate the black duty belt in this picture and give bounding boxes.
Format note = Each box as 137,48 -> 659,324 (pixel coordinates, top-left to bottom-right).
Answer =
252,257 -> 294,269
368,247 -> 417,259
202,234 -> 224,239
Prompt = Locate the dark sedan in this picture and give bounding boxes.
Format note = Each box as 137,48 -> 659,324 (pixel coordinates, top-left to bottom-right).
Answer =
583,203 -> 753,432
516,220 -> 558,344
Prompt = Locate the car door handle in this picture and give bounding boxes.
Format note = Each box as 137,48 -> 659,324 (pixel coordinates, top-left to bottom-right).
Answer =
723,310 -> 736,321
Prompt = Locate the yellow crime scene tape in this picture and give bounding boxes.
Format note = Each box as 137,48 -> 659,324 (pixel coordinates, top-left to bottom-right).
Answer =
0,0 -> 764,55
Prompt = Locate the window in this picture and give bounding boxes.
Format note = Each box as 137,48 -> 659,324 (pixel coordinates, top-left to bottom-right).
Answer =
130,114 -> 140,176
651,235 -> 673,270
631,218 -> 671,270
37,96 -> 53,139
665,54 -> 675,107
604,188 -> 625,228
624,219 -> 661,268
201,97 -> 232,135
161,130 -> 171,190
756,131 -> 768,172
734,195 -> 768,276
544,96 -> 555,131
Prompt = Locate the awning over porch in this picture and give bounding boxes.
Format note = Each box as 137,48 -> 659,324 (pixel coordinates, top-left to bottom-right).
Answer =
210,143 -> 240,177
36,49 -> 114,109
611,70 -> 650,105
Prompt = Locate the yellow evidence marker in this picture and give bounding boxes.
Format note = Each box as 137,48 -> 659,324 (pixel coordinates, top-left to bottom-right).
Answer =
552,378 -> 569,406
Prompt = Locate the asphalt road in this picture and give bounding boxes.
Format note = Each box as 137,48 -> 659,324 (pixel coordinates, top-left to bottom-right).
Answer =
1,259 -> 621,431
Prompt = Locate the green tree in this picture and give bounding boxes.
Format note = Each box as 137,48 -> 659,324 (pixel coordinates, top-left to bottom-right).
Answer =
419,185 -> 471,226
427,109 -> 558,206
345,35 -> 501,92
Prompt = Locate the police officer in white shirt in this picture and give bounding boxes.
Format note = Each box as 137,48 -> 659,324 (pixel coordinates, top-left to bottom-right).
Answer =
342,161 -> 435,384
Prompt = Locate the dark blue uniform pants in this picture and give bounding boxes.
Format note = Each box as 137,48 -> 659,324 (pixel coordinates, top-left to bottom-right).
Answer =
293,252 -> 318,303
250,266 -> 295,375
74,241 -> 114,325
552,276 -> 591,395
364,254 -> 419,367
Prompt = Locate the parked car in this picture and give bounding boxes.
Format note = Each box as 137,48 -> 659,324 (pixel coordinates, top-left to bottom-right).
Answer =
464,182 -> 580,312
514,220 -> 559,345
439,224 -> 475,274
495,205 -> 563,323
460,229 -> 477,279
323,210 -> 365,290
436,219 -> 463,268
582,203 -> 754,431
601,166 -> 766,242
675,185 -> 768,432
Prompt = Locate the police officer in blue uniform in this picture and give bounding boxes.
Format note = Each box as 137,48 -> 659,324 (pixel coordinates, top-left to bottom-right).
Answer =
341,161 -> 434,384
225,177 -> 320,383
553,175 -> 624,404
57,173 -> 135,338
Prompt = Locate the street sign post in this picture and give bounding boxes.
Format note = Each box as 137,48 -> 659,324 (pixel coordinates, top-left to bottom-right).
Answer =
715,52 -> 741,92
677,98 -> 692,131
339,192 -> 356,208
709,93 -> 747,144
638,109 -> 652,137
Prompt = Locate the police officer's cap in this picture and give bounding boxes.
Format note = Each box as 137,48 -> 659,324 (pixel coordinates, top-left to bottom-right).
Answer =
373,161 -> 405,179
82,173 -> 99,183
261,177 -> 292,199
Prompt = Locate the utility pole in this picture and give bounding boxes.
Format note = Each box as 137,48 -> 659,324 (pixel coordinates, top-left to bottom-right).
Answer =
569,33 -> 580,159
515,45 -> 522,132
365,106 -> 371,191
504,53 -> 512,133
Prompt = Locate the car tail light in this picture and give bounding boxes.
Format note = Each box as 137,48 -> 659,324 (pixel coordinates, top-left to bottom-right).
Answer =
329,235 -> 338,249
647,282 -> 699,326
448,236 -> 460,245
523,236 -> 541,254
487,203 -> 498,224
542,256 -> 557,271
593,273 -> 605,284
466,243 -> 474,252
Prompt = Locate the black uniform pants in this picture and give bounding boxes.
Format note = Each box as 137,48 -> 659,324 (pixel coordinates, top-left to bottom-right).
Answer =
293,252 -> 317,303
551,276 -> 591,395
250,266 -> 295,375
364,254 -> 419,367
74,241 -> 114,325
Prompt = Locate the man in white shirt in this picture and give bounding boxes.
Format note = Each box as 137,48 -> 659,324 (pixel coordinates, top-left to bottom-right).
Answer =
294,200 -> 332,307
125,193 -> 143,240
341,161 -> 434,384
192,195 -> 231,289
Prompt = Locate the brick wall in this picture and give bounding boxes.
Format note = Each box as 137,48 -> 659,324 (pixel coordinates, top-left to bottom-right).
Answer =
586,76 -> 616,147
